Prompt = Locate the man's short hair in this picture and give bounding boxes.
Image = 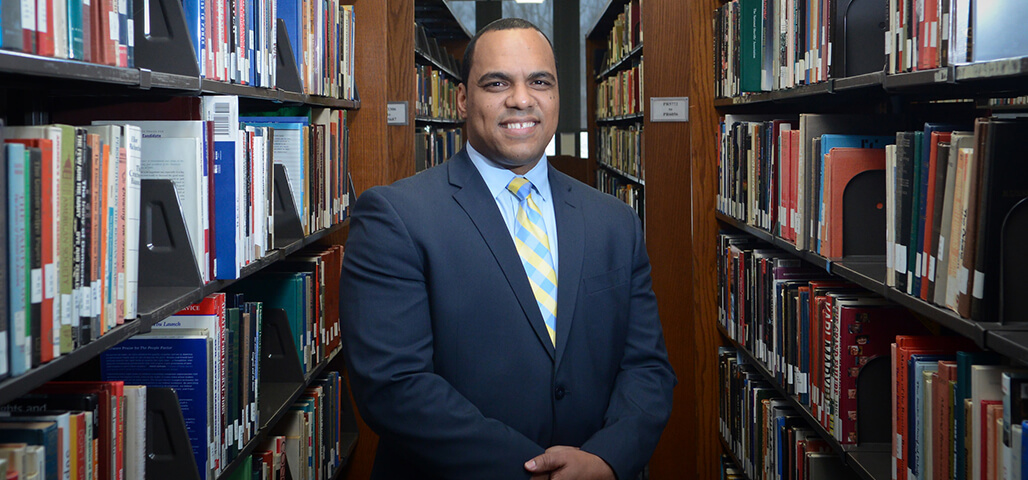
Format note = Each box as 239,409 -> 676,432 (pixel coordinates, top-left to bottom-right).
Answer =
460,17 -> 556,85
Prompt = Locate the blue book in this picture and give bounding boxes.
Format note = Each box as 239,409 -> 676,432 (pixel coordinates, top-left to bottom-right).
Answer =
7,143 -> 29,377
277,0 -> 303,89
247,0 -> 255,86
182,0 -> 204,75
908,355 -> 949,479
816,134 -> 894,252
204,96 -> 241,279
956,351 -> 1002,480
0,420 -> 59,480
101,333 -> 213,480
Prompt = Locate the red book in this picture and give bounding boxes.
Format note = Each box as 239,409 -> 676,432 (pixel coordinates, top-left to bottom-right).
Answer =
788,130 -> 802,243
822,148 -> 887,258
35,381 -> 124,480
893,335 -> 977,480
35,0 -> 55,56
6,138 -> 56,365
835,301 -> 925,444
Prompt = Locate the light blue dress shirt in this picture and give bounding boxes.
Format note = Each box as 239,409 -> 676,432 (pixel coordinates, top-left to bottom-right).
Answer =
466,142 -> 559,276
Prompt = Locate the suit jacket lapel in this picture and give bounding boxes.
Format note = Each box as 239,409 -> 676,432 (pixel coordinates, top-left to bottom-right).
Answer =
448,151 -> 555,360
550,168 -> 583,370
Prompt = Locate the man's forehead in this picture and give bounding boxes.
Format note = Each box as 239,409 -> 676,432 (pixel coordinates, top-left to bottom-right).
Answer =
472,28 -> 556,69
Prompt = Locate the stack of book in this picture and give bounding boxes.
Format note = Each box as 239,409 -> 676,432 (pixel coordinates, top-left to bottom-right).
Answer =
597,125 -> 643,179
596,60 -> 643,119
0,380 -> 147,480
594,0 -> 642,74
884,119 -> 1028,323
886,0 -> 1028,73
3,123 -> 142,377
0,0 -> 134,67
718,347 -> 852,480
415,126 -> 463,173
717,232 -> 931,444
596,170 -> 642,217
416,64 -> 460,121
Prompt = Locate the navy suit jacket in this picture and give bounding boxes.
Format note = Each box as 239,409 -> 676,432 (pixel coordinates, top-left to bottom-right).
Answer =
340,149 -> 676,479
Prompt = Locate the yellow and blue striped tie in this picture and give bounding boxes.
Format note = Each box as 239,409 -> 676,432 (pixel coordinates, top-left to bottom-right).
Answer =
507,177 -> 557,346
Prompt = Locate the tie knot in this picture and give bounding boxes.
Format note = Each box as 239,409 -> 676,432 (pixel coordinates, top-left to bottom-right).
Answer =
506,177 -> 533,201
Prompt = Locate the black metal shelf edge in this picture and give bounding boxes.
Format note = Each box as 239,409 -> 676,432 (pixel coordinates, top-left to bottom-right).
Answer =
984,330 -> 1028,363
148,71 -> 202,91
597,113 -> 644,123
414,48 -> 461,82
882,67 -> 954,90
306,96 -> 360,109
717,324 -> 888,480
0,50 -> 140,86
597,162 -> 644,186
955,56 -> 1028,82
714,212 -> 988,345
0,320 -> 145,405
834,71 -> 885,91
216,347 -> 342,480
595,43 -> 643,82
200,80 -> 360,108
415,116 -> 464,125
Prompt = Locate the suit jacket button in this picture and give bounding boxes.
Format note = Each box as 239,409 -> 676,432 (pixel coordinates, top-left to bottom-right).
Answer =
555,386 -> 566,400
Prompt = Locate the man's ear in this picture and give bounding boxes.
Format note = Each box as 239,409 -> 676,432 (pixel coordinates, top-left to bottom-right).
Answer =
457,83 -> 467,118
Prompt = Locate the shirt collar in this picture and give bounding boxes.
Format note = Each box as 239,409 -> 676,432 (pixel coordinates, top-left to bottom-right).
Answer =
466,142 -> 552,203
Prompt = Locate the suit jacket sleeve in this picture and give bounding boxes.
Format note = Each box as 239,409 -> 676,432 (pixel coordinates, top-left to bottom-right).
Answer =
580,209 -> 677,480
341,187 -> 545,478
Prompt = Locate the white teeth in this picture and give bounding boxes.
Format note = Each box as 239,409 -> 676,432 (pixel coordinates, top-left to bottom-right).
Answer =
503,122 -> 536,129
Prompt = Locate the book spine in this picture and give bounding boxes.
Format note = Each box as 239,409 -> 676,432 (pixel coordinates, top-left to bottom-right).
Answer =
7,144 -> 30,376
123,126 -> 140,321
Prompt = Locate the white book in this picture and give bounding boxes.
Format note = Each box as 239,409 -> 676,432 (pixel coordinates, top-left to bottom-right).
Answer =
122,125 -> 141,320
123,385 -> 146,480
93,120 -> 210,283
23,444 -> 43,480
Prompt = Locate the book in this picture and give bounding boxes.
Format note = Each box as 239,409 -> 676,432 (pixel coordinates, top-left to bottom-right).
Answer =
122,385 -> 145,480
100,332 -> 214,480
6,142 -> 30,376
0,421 -> 58,480
820,147 -> 887,258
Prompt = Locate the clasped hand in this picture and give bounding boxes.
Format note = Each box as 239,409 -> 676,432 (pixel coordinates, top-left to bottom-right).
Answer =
524,446 -> 616,480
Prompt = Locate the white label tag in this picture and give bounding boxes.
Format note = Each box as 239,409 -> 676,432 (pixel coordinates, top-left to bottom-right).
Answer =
896,246 -> 908,274
928,256 -> 936,281
36,0 -> 47,32
13,312 -> 26,343
92,280 -> 101,316
80,286 -> 91,317
31,269 -> 43,303
62,294 -> 73,326
44,263 -> 56,299
973,270 -> 985,300
127,22 -> 134,46
21,0 -> 34,29
109,11 -> 119,40
957,267 -> 969,294
915,252 -> 923,277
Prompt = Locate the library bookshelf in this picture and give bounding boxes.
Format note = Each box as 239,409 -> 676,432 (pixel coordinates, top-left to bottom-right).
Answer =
0,0 -> 366,476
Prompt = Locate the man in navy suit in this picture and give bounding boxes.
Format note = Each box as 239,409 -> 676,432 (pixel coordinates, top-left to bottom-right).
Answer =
340,18 -> 675,479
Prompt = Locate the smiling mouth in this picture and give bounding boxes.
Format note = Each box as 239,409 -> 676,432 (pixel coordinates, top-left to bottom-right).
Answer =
502,121 -> 538,130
